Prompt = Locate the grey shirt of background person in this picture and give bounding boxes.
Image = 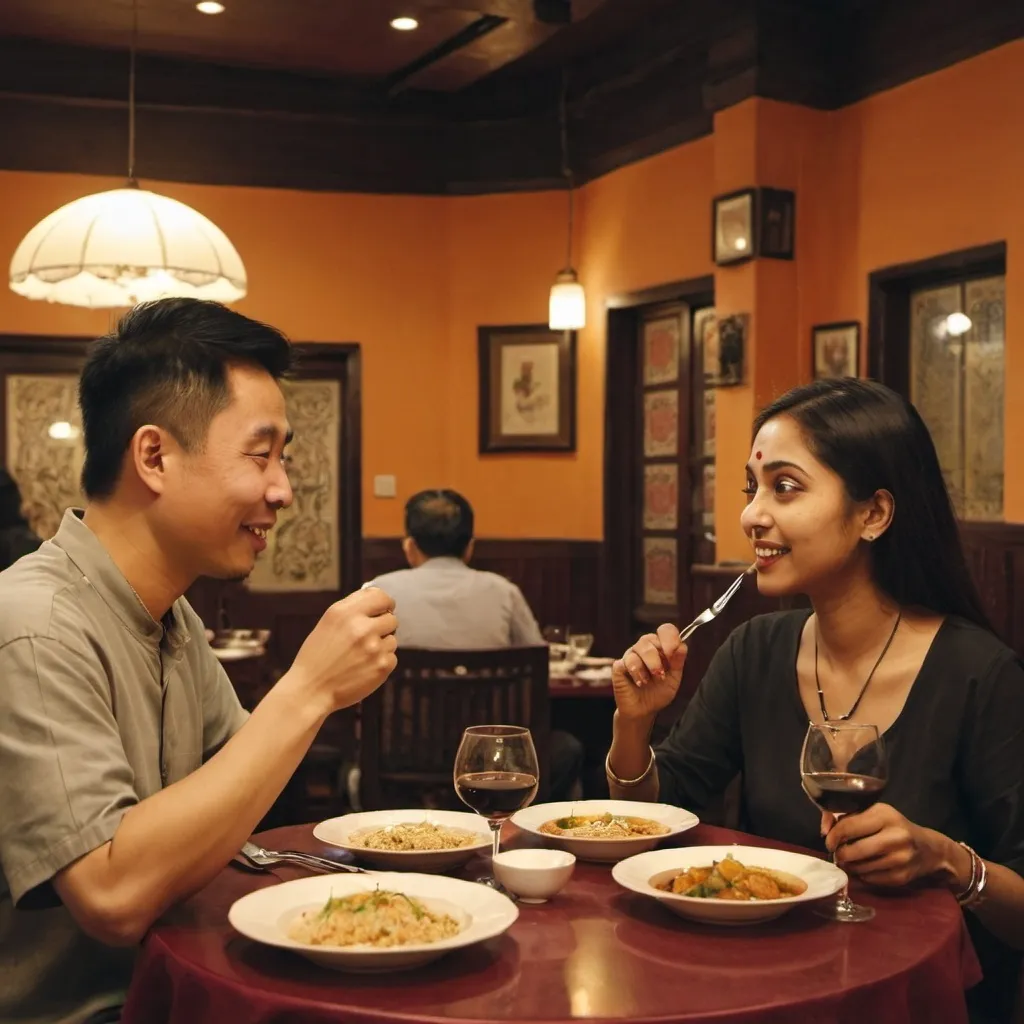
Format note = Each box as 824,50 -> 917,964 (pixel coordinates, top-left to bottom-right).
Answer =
0,510 -> 248,1023
373,556 -> 543,649
371,488 -> 544,650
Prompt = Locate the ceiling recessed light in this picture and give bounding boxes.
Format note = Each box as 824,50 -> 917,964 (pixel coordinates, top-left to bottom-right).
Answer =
390,16 -> 419,31
196,1 -> 225,14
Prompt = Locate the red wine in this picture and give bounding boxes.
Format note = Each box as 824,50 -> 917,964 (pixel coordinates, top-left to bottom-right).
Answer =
803,772 -> 887,815
455,772 -> 538,818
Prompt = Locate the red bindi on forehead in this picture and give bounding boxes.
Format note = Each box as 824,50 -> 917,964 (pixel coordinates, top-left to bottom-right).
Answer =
755,451 -> 762,460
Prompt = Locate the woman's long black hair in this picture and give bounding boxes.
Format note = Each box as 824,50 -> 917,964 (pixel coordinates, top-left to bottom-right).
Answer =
753,377 -> 992,630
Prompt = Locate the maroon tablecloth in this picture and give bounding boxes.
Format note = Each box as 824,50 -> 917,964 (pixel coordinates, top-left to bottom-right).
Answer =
121,822 -> 981,1024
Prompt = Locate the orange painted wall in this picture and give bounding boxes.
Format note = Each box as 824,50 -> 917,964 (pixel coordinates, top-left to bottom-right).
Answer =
0,170 -> 452,537
840,40 -> 1024,519
1,39 -> 1021,542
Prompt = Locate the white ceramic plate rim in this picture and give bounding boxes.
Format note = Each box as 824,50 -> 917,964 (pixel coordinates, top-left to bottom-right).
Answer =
229,871 -> 518,955
314,809 -> 493,856
511,799 -> 699,844
612,844 -> 848,905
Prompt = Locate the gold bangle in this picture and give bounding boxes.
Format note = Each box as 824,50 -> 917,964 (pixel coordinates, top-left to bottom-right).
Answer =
605,747 -> 655,787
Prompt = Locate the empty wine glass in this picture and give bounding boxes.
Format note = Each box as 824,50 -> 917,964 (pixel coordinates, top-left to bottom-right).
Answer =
800,722 -> 888,923
454,725 -> 539,891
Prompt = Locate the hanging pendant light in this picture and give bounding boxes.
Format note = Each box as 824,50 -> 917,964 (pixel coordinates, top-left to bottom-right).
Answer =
548,71 -> 585,331
8,1 -> 246,309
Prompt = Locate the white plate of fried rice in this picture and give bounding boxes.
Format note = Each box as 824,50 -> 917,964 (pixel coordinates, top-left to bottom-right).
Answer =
314,810 -> 492,871
228,871 -> 518,971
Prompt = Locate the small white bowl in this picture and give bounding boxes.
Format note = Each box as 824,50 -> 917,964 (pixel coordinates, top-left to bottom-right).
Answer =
492,848 -> 575,903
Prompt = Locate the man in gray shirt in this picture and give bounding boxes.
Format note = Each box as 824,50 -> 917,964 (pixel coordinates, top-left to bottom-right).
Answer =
373,489 -> 583,800
0,299 -> 398,1023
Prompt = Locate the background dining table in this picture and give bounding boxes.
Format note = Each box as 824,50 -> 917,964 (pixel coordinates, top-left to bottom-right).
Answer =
120,819 -> 981,1024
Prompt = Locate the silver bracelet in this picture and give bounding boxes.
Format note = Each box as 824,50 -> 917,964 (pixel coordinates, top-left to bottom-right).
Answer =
605,747 -> 655,787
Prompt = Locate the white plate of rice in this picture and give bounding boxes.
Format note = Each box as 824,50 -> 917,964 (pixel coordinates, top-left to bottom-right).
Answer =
511,799 -> 698,863
313,810 -> 492,871
229,871 -> 518,972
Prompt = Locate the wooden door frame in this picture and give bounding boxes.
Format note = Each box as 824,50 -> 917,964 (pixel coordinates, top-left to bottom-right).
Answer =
867,241 -> 1005,396
600,276 -> 715,657
0,332 -> 363,614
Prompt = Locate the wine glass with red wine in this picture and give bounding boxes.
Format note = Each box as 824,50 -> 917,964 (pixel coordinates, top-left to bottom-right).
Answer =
800,722 -> 888,923
454,725 -> 539,890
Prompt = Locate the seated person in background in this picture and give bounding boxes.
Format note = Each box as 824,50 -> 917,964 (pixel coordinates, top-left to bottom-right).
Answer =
0,468 -> 42,570
0,298 -> 397,1024
607,378 -> 1023,1024
372,488 -> 583,801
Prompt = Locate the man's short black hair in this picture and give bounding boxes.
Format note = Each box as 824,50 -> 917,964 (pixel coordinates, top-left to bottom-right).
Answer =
405,489 -> 474,558
79,298 -> 293,499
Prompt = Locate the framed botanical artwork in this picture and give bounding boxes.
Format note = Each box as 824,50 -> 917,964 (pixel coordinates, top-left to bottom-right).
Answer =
812,321 -> 860,380
642,464 -> 678,530
712,189 -> 755,266
478,325 -> 576,453
642,536 -> 677,606
643,389 -> 678,457
642,315 -> 680,385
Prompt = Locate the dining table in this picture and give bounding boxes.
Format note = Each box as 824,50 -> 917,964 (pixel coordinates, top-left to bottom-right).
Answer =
120,819 -> 981,1024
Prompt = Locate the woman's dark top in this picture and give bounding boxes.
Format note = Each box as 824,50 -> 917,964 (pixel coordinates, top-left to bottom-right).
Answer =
655,610 -> 1024,1022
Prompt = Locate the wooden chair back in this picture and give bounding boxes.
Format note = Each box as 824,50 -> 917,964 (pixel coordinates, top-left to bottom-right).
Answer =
359,646 -> 550,811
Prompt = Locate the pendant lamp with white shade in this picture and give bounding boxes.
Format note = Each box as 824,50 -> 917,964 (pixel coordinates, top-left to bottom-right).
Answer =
548,72 -> 585,332
8,3 -> 247,309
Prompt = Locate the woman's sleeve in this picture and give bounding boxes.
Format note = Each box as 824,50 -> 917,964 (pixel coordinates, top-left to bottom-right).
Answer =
654,623 -> 745,811
960,648 -> 1024,877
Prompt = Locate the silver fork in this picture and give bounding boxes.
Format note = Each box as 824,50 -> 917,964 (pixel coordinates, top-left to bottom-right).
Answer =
678,563 -> 757,642
239,841 -> 367,874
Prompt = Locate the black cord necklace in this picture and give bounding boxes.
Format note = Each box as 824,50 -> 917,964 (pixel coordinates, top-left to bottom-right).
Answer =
814,612 -> 902,722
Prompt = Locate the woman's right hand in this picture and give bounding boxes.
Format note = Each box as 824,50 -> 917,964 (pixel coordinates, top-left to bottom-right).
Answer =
611,623 -> 687,720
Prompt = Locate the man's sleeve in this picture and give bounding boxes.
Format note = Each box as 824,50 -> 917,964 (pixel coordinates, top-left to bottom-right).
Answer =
0,637 -> 137,904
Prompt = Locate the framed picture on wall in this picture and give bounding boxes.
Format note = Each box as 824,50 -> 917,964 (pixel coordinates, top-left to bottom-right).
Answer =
812,321 -> 860,379
478,325 -> 576,453
712,189 -> 755,266
712,313 -> 748,387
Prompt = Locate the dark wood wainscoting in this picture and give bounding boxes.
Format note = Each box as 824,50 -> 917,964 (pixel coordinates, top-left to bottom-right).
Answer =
961,522 -> 1024,656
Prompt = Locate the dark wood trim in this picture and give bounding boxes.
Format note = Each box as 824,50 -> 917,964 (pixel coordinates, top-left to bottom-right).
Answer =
3,1 -> 1018,195
605,277 -> 716,311
602,276 -> 715,656
867,241 -> 1006,395
290,343 -> 363,594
